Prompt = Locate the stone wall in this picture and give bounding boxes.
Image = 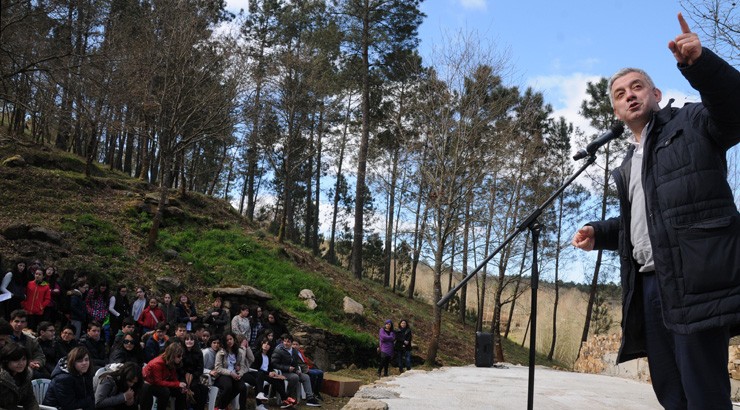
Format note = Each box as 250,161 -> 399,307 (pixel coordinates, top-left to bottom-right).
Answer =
575,331 -> 740,400
289,322 -> 377,371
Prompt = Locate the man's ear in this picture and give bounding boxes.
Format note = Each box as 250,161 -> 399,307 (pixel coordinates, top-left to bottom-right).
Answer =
654,87 -> 662,103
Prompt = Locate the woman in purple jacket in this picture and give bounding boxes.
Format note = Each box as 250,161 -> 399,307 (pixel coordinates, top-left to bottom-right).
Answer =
377,319 -> 395,377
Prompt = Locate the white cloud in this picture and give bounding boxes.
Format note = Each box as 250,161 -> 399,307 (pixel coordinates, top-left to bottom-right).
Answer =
226,0 -> 250,13
459,0 -> 487,11
527,72 -> 602,136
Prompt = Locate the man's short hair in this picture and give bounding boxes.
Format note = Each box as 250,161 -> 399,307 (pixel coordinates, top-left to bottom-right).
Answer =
156,322 -> 168,332
208,335 -> 221,345
122,317 -> 135,327
37,321 -> 54,334
607,67 -> 656,107
87,321 -> 101,330
9,310 -> 27,320
281,333 -> 293,342
240,304 -> 249,312
176,323 -> 187,331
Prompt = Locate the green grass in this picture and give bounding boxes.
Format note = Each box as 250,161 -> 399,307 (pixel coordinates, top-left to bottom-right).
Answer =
157,227 -> 374,348
61,214 -> 126,258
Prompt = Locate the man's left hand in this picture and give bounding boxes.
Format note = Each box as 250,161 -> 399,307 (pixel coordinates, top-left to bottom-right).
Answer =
669,12 -> 702,65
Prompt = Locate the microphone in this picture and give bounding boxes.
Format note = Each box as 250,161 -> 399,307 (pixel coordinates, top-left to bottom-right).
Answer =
572,122 -> 625,160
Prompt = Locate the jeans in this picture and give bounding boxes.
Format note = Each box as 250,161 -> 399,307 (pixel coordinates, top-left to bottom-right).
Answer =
397,350 -> 411,370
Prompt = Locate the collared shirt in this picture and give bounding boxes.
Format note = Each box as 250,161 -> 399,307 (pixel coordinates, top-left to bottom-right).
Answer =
628,123 -> 655,272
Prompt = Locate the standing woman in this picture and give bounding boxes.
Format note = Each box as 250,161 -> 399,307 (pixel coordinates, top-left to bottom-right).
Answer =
395,319 -> 413,373
95,361 -> 142,410
4,261 -> 29,320
204,297 -> 228,336
130,287 -> 147,333
86,281 -> 111,343
44,346 -> 95,410
42,266 -> 62,325
377,319 -> 395,377
138,297 -> 165,334
176,294 -> 198,332
0,342 -> 39,409
159,294 -> 179,332
21,268 -> 51,330
108,285 -> 131,346
140,342 -> 187,410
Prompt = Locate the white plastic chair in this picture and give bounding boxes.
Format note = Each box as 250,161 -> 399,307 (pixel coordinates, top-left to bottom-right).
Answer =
31,378 -> 51,404
203,368 -> 240,410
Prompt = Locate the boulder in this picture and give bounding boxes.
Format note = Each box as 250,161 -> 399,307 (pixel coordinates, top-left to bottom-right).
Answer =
2,224 -> 63,245
156,276 -> 184,293
299,289 -> 315,300
212,286 -> 273,302
342,398 -> 389,410
343,296 -> 364,315
28,226 -> 63,244
304,299 -> 317,310
163,249 -> 179,261
2,155 -> 26,167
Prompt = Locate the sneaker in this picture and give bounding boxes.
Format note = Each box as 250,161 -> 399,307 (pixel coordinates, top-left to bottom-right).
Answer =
256,392 -> 268,401
286,397 -> 297,405
315,392 -> 323,401
305,397 -> 321,407
280,400 -> 294,409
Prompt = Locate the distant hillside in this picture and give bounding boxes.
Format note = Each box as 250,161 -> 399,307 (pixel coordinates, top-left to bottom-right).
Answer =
0,133 -> 565,370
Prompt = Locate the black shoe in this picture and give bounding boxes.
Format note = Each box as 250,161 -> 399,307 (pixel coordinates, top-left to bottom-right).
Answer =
305,397 -> 321,407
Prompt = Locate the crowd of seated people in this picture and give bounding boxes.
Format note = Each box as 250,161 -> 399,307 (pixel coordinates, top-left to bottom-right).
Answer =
0,258 -> 328,409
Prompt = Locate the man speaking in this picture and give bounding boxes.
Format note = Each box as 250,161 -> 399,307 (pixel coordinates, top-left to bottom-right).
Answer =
572,13 -> 740,409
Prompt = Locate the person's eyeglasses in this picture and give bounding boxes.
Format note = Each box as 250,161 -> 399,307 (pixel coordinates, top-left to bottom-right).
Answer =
123,340 -> 135,345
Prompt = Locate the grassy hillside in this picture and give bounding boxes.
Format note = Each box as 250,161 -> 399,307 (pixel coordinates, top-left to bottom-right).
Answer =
0,133 -> 565,374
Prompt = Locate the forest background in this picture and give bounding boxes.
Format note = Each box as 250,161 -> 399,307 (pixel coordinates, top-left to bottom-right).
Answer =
1,0 -> 738,366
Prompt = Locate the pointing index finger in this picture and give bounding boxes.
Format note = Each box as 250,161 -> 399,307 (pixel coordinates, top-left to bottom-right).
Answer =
678,12 -> 691,33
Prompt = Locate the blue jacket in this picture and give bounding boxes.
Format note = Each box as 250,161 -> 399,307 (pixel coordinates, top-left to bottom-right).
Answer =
590,48 -> 740,363
43,358 -> 95,410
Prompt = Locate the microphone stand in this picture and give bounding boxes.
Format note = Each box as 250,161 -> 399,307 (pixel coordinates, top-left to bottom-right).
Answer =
437,153 -> 598,410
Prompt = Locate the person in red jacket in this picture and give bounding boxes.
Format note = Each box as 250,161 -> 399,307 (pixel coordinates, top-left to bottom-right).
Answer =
21,268 -> 50,330
137,297 -> 165,333
141,342 -> 186,410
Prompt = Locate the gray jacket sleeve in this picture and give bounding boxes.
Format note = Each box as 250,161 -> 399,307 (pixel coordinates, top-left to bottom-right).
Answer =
95,376 -> 126,408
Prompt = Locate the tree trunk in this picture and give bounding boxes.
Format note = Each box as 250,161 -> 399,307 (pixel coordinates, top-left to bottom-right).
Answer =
312,106 -> 324,256
351,0 -> 371,280
327,93 -> 352,264
459,193 -> 472,323
426,234 -> 445,365
505,236 -> 528,338
383,146 -> 399,287
407,186 -> 427,299
547,193 -> 565,360
147,148 -> 173,249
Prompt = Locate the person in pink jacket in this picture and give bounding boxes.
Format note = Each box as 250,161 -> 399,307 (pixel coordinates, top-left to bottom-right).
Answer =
21,268 -> 50,330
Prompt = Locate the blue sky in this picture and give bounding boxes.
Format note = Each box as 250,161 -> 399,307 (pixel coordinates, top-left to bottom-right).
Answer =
419,0 -> 700,133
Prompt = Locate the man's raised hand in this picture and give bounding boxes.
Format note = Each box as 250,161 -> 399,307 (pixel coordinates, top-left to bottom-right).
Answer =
668,12 -> 702,65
